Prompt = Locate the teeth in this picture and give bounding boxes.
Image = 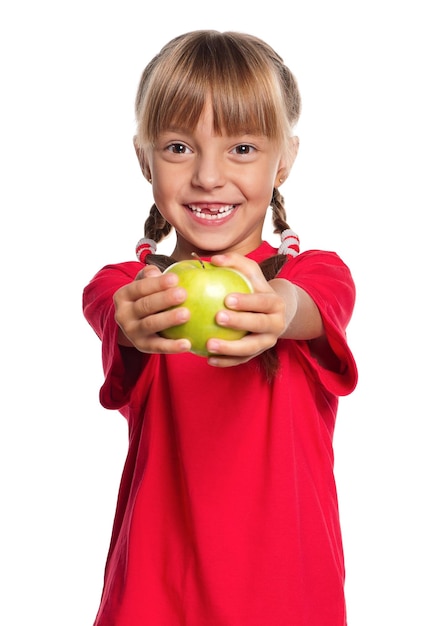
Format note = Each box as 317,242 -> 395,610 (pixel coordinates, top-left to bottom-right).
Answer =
188,205 -> 236,220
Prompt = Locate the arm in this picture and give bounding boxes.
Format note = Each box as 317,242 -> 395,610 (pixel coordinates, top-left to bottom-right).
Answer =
269,278 -> 324,340
83,262 -> 151,409
203,253 -> 324,367
206,252 -> 351,371
83,261 -> 195,408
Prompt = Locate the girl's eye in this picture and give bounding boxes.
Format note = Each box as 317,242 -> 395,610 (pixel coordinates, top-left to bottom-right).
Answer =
166,143 -> 191,154
232,144 -> 255,155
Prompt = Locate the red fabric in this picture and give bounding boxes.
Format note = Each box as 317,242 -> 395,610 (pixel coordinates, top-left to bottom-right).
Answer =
83,242 -> 358,626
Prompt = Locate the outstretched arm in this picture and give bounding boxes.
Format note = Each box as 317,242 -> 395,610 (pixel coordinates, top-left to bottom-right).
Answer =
269,277 -> 324,340
205,253 -> 325,368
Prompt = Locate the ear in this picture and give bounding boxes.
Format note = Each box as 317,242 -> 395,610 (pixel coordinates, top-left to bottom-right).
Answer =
275,136 -> 299,187
133,135 -> 152,182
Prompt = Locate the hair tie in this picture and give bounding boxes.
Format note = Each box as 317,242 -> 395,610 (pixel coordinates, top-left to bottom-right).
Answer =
136,237 -> 157,263
278,229 -> 300,258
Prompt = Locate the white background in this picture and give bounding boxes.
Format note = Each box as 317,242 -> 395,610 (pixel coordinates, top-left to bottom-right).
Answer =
1,1 -> 431,624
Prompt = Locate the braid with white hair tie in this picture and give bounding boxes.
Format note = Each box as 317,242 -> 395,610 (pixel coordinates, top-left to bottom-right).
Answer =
136,237 -> 157,263
278,229 -> 300,258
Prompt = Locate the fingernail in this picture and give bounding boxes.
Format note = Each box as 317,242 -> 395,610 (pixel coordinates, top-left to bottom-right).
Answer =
207,340 -> 220,353
225,295 -> 238,308
175,307 -> 189,322
173,288 -> 187,303
164,273 -> 178,286
211,254 -> 226,262
216,311 -> 229,325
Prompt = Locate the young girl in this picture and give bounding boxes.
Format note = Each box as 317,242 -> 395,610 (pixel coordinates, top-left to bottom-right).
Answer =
83,30 -> 358,626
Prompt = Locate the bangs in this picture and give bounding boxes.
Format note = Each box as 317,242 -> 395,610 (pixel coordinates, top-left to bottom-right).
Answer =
135,31 -> 291,147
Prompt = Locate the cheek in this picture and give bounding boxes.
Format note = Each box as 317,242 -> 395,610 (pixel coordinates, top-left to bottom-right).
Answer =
254,161 -> 278,188
152,169 -> 173,198
151,180 -> 181,222
252,171 -> 275,204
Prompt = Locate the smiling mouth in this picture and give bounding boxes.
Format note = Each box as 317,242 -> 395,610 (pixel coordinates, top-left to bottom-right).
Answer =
187,204 -> 237,221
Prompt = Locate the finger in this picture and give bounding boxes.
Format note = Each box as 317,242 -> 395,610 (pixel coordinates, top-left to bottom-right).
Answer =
223,291 -> 282,314
134,333 -> 191,355
207,355 -> 247,368
132,284 -> 188,320
215,308 -> 285,339
207,333 -> 274,360
116,305 -> 192,352
131,271 -> 179,298
114,282 -> 189,346
135,264 -> 162,280
134,304 -> 190,336
210,253 -> 271,293
114,273 -> 185,322
215,308 -> 268,333
206,340 -> 271,368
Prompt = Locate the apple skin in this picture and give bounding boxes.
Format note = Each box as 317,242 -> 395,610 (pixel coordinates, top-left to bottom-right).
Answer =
160,260 -> 253,357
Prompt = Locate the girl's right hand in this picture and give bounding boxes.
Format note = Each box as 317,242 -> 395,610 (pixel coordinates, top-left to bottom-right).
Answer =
113,265 -> 192,354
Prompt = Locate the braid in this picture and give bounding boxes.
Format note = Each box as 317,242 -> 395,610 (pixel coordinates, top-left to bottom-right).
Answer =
271,187 -> 290,235
258,187 -> 291,282
256,187 -> 295,381
144,204 -> 172,243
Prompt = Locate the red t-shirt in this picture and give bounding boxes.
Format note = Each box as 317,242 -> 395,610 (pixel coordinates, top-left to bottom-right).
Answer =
83,242 -> 358,626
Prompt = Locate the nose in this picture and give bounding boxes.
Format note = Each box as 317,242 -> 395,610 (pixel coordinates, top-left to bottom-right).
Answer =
191,153 -> 226,190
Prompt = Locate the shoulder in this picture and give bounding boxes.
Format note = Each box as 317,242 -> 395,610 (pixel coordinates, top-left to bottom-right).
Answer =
85,261 -> 144,288
278,249 -> 356,328
278,250 -> 358,394
281,249 -> 351,269
278,250 -> 355,289
83,261 -> 144,307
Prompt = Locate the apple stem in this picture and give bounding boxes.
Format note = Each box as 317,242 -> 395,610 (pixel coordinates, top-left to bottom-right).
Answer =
191,252 -> 206,269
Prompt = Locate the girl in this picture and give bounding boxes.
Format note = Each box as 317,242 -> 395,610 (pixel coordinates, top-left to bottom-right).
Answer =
83,30 -> 358,626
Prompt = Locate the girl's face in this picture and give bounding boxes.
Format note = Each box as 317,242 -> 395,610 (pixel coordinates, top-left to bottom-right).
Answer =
141,99 -> 295,260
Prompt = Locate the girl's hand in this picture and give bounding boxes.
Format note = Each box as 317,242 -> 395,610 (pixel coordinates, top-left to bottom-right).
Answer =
205,253 -> 298,367
113,264 -> 192,354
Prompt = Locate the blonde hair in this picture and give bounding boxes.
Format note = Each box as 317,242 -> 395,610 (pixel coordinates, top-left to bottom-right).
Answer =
135,30 -> 300,150
135,30 -> 301,247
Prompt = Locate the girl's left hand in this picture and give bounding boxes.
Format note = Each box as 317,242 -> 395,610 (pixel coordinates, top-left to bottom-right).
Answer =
205,253 -> 296,367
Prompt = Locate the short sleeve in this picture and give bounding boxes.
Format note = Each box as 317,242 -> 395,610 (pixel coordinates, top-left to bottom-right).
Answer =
278,250 -> 358,396
82,262 -> 148,410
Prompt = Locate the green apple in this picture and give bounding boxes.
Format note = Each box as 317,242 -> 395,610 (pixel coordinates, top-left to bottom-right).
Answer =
160,259 -> 253,357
